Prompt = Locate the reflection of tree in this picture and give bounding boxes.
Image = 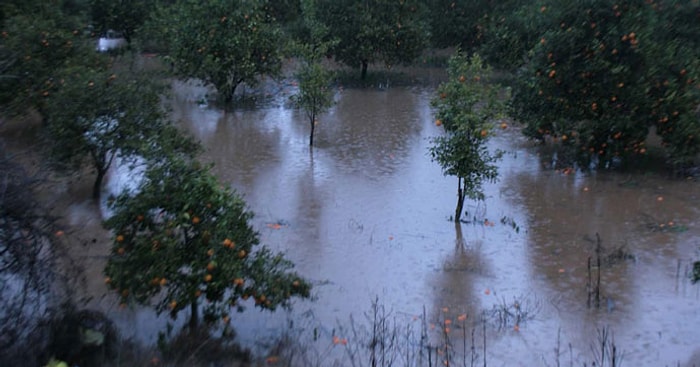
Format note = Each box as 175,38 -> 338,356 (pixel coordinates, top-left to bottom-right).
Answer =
176,104 -> 284,189
320,88 -> 422,178
293,147 -> 324,244
504,160 -> 695,352
423,223 -> 489,359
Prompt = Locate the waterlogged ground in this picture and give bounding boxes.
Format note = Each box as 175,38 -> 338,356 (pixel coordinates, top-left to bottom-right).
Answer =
15,75 -> 700,366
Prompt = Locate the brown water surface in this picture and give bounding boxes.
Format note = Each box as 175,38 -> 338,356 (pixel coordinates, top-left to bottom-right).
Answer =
12,77 -> 700,366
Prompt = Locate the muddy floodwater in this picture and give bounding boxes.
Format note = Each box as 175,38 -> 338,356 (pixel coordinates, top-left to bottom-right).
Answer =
47,77 -> 700,366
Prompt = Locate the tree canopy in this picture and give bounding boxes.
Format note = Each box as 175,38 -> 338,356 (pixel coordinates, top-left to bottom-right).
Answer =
317,0 -> 429,79
430,52 -> 506,222
104,159 -> 312,331
43,65 -> 199,199
147,0 -> 283,103
510,0 -> 700,171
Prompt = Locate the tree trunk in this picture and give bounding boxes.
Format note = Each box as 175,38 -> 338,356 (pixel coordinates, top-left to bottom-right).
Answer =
222,86 -> 235,104
309,113 -> 316,146
455,178 -> 465,222
361,60 -> 369,80
189,301 -> 199,333
93,166 -> 107,201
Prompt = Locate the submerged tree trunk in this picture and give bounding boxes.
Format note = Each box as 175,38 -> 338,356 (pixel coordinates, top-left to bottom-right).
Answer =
189,301 -> 199,332
455,177 -> 466,222
361,60 -> 368,80
309,111 -> 316,146
93,167 -> 107,201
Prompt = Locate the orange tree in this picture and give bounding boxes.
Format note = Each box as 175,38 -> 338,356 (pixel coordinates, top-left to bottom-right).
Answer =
430,52 -> 505,222
0,1 -> 91,117
642,0 -> 700,170
146,0 -> 283,104
479,0 -> 549,71
511,0 -> 700,170
103,159 -> 311,332
316,0 -> 429,79
292,0 -> 336,147
43,65 -> 199,200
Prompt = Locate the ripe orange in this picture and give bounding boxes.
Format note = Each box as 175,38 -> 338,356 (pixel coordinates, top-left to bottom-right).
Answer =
104,277 -> 111,284
238,250 -> 247,258
480,130 -> 488,137
205,274 -> 213,282
233,278 -> 244,287
170,300 -> 177,309
116,235 -> 124,242
292,280 -> 300,287
207,262 -> 216,271
192,216 -> 201,224
500,122 -> 508,129
222,238 -> 234,248
435,119 -> 442,127
159,278 -> 167,286
207,249 -> 214,257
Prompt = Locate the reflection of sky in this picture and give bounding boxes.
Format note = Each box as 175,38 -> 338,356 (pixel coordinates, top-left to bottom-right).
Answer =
100,154 -> 145,218
99,86 -> 700,365
184,106 -> 224,143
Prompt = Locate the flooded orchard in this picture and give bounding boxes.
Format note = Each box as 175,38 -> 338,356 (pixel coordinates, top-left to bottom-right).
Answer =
61,78 -> 700,365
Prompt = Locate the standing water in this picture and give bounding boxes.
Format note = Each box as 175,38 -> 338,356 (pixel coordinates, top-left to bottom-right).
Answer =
63,79 -> 700,366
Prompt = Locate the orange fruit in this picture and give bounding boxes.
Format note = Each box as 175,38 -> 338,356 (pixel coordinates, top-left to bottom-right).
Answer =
480,130 -> 488,137
207,249 -> 214,257
238,250 -> 247,258
117,247 -> 125,255
205,274 -> 213,282
458,75 -> 466,83
170,300 -> 177,309
116,235 -> 124,242
500,122 -> 508,129
104,277 -> 111,284
192,216 -> 200,224
435,119 -> 442,127
222,238 -> 234,248
159,278 -> 167,286
292,280 -> 300,287
207,262 -> 216,271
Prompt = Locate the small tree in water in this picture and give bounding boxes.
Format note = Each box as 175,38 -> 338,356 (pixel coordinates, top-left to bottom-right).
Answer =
103,159 -> 311,333
292,0 -> 336,147
430,52 -> 506,222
